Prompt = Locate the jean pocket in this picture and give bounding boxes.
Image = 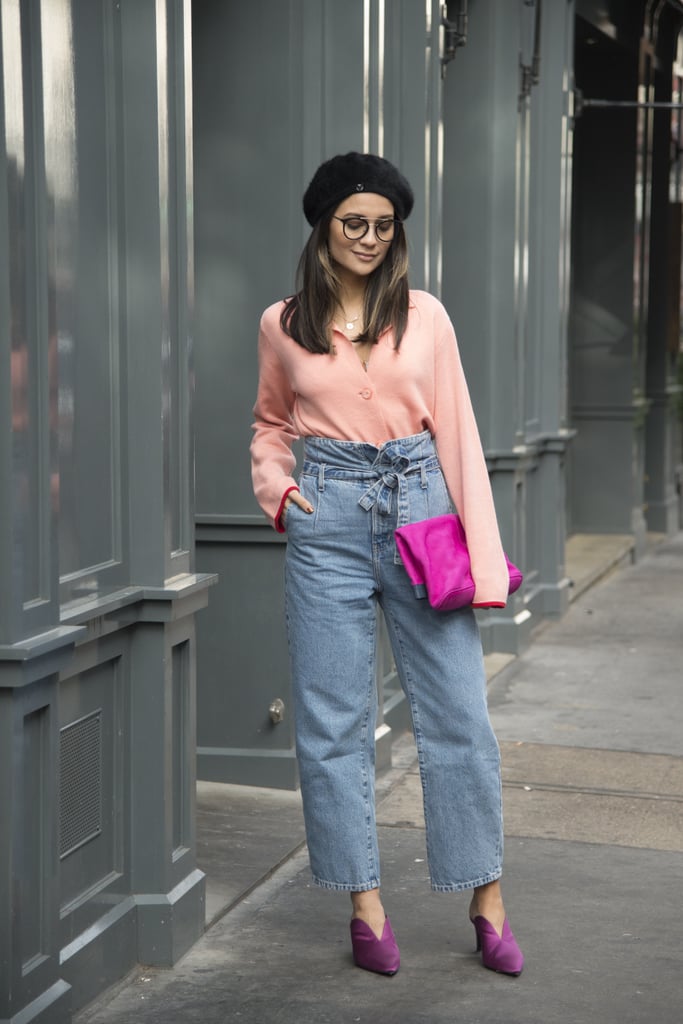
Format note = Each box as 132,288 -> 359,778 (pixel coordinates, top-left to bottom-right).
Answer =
286,475 -> 316,534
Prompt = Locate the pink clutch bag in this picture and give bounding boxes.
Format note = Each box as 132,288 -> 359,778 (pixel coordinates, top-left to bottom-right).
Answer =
394,513 -> 523,611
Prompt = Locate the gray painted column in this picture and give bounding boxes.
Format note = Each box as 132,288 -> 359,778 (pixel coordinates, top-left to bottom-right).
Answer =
1,1 -> 212,1019
442,0 -> 532,652
1,5 -> 82,1020
569,14 -> 648,551
644,39 -> 682,535
524,0 -> 575,618
442,0 -> 576,644
111,0 -> 207,976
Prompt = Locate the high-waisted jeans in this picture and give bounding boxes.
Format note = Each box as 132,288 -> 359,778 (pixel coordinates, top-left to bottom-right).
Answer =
284,431 -> 503,893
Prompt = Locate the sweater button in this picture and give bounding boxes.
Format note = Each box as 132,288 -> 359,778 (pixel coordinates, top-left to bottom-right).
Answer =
360,388 -> 372,399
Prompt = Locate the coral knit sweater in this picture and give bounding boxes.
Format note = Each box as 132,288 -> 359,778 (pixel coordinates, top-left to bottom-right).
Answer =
250,289 -> 510,607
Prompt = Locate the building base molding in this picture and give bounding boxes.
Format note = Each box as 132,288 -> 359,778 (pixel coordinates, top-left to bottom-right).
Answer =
527,576 -> 573,618
135,869 -> 206,967
59,899 -> 137,1014
0,980 -> 71,1024
645,495 -> 680,535
478,607 -> 533,656
197,747 -> 299,790
0,575 -> 215,1022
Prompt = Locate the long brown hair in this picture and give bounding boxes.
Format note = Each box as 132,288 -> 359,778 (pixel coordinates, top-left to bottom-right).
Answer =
280,210 -> 410,354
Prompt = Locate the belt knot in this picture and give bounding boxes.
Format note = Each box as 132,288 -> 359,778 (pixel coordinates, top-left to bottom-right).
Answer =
357,454 -> 413,517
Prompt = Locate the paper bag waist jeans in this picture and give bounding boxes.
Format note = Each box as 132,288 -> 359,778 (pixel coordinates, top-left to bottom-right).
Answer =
284,431 -> 503,892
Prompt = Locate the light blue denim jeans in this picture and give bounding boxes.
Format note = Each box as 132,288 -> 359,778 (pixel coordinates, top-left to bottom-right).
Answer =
284,431 -> 503,893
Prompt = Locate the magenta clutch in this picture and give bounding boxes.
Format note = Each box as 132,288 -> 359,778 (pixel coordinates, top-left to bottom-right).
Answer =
394,513 -> 523,611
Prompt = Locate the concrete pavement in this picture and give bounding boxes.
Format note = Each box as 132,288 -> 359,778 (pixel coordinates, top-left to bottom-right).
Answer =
76,533 -> 683,1024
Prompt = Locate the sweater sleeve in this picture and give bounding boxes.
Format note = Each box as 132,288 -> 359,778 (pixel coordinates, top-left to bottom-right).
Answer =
431,304 -> 510,606
250,310 -> 300,532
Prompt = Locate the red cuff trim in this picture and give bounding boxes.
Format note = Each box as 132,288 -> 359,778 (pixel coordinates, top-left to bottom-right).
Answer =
472,602 -> 506,609
274,486 -> 300,533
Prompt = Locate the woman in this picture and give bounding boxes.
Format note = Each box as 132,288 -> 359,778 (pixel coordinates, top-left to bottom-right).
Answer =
250,152 -> 523,978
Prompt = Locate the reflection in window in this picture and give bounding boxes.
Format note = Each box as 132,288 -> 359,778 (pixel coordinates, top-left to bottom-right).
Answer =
4,0 -> 42,606
670,31 -> 683,203
42,0 -> 123,594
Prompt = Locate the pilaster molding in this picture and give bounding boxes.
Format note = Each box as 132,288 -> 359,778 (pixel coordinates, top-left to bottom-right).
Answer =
58,573 -> 218,636
485,428 -> 576,473
572,399 -> 652,422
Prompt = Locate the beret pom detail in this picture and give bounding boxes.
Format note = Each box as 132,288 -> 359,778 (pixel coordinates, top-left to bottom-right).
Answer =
303,152 -> 414,226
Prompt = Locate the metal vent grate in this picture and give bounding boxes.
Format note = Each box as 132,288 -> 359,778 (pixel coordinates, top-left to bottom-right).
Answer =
59,711 -> 103,858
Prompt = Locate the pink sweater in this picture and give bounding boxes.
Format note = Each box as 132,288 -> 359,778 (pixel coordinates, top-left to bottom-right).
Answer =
251,289 -> 510,606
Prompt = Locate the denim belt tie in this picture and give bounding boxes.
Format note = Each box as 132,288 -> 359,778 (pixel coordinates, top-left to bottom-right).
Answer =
357,454 -> 423,525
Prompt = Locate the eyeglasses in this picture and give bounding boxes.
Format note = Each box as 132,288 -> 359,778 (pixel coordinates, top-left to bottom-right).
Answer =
332,216 -> 400,243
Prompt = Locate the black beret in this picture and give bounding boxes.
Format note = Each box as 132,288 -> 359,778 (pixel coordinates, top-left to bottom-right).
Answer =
303,152 -> 414,226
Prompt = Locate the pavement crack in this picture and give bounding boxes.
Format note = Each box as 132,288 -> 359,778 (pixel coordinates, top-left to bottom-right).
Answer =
502,780 -> 683,802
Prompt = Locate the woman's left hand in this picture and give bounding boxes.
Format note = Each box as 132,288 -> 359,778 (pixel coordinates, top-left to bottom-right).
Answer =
283,491 -> 315,519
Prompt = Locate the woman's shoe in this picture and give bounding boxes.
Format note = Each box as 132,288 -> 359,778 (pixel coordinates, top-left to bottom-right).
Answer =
350,916 -> 400,975
471,915 -> 524,976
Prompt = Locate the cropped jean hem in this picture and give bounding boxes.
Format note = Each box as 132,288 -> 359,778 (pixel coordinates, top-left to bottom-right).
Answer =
430,868 -> 502,894
313,876 -> 381,892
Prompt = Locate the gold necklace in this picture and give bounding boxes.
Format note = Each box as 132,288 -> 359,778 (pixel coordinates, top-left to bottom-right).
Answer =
340,307 -> 362,332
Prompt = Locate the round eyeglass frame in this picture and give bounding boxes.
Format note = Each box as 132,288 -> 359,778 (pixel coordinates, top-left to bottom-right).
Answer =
332,215 -> 400,243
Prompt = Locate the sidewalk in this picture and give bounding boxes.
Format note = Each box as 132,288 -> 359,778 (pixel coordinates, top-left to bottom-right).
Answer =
76,533 -> 683,1024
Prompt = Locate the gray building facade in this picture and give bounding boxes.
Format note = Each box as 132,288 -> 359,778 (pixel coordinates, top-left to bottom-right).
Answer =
1,2 -> 214,1021
1,1 -> 682,1021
